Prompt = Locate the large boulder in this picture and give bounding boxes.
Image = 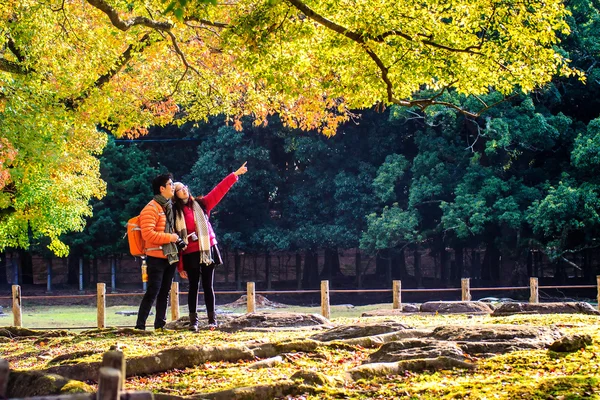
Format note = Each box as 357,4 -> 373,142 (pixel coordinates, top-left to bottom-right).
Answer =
309,322 -> 410,342
491,302 -> 600,316
219,312 -> 332,332
420,301 -> 493,314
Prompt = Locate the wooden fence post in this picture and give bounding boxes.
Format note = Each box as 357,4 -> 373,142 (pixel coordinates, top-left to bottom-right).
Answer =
321,280 -> 330,319
97,283 -> 106,329
0,359 -> 9,398
170,281 -> 180,321
247,282 -> 255,313
12,285 -> 21,327
392,280 -> 402,309
102,350 -> 125,392
97,367 -> 121,400
461,278 -> 472,301
529,277 -> 539,304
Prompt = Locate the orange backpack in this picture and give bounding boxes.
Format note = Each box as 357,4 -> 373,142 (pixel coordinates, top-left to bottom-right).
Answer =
126,215 -> 145,257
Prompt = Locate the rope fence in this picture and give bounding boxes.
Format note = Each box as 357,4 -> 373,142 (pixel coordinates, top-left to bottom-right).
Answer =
3,276 -> 599,329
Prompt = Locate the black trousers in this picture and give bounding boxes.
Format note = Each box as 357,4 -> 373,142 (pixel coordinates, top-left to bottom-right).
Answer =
135,256 -> 176,329
182,252 -> 216,315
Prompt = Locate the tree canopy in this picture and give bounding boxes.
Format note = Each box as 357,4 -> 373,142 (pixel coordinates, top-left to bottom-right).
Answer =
0,0 -> 583,254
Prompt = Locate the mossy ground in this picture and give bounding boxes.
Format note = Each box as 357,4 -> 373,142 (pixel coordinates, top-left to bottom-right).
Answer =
1,310 -> 599,399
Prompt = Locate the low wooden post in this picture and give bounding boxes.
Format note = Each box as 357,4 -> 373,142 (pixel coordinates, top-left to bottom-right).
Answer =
97,367 -> 121,400
0,359 -> 9,398
170,281 -> 180,321
12,285 -> 21,327
247,282 -> 256,313
597,276 -> 600,311
392,280 -> 402,309
529,277 -> 539,304
102,350 -> 125,392
321,280 -> 330,319
97,283 -> 106,329
461,278 -> 472,301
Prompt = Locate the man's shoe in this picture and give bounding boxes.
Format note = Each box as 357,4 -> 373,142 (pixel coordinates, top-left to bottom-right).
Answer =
154,326 -> 175,332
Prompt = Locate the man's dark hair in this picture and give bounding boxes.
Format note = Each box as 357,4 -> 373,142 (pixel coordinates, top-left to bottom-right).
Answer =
152,173 -> 173,195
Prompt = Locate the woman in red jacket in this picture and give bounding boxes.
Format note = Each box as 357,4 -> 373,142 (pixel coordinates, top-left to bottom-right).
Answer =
173,162 -> 247,331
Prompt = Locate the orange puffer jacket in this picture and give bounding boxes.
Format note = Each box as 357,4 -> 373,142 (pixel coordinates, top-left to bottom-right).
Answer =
140,200 -> 173,259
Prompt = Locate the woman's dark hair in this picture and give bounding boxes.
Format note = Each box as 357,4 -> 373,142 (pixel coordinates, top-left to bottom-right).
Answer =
151,173 -> 173,195
173,191 -> 205,217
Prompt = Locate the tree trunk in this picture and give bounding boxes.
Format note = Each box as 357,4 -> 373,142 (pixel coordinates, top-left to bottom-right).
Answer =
321,248 -> 342,279
440,246 -> 449,284
265,251 -> 271,290
92,258 -> 98,284
67,255 -> 79,285
296,253 -> 302,289
391,248 -> 406,280
526,249 -> 533,278
355,249 -> 362,289
471,250 -> 481,280
302,249 -> 319,288
0,252 -> 7,284
234,252 -> 241,291
453,244 -> 464,279
414,249 -> 423,288
19,250 -> 33,285
375,249 -> 389,279
481,240 -> 500,281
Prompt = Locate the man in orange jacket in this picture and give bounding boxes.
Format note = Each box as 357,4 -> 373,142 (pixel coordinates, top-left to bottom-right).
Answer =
135,173 -> 183,330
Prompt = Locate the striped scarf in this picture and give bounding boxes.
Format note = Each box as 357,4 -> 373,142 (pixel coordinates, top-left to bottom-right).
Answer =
152,195 -> 179,265
175,199 -> 213,265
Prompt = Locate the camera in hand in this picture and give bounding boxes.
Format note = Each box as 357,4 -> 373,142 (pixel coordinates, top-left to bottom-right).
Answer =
175,237 -> 186,251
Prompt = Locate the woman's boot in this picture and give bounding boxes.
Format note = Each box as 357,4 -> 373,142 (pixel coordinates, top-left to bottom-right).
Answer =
207,311 -> 218,328
189,312 -> 198,332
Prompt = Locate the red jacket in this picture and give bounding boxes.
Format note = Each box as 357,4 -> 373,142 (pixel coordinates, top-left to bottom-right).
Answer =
178,173 -> 238,270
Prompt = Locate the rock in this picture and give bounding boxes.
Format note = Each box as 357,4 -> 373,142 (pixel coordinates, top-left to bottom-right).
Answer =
549,334 -> 593,353
431,324 -> 562,342
223,294 -> 288,309
165,313 -> 237,330
248,356 -> 284,369
491,302 -> 600,316
361,304 -> 420,316
218,312 -> 331,332
368,339 -> 467,363
363,324 -> 565,366
7,370 -> 94,397
309,322 -> 411,342
420,301 -> 493,314
290,370 -> 332,386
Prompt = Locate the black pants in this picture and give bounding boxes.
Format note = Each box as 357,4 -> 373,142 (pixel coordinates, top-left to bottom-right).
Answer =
135,256 -> 176,329
183,252 -> 216,315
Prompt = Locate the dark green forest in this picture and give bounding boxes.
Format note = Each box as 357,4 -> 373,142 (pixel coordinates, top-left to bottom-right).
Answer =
1,0 -> 600,292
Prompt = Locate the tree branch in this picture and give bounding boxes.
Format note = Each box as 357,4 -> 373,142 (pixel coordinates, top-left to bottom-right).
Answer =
64,33 -> 153,109
85,0 -> 172,31
0,58 -> 27,75
285,0 -> 499,116
184,16 -> 228,29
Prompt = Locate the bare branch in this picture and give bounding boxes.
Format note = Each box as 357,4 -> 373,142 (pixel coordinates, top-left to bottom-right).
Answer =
85,0 -> 172,31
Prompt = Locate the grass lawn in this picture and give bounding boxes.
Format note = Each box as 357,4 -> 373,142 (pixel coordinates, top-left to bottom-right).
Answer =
1,305 -> 599,399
